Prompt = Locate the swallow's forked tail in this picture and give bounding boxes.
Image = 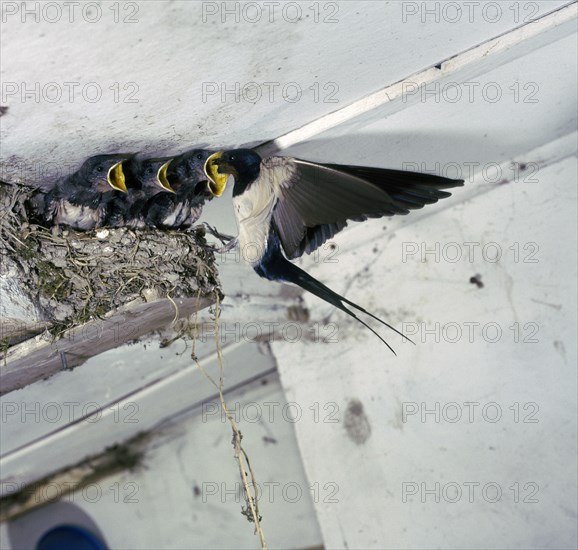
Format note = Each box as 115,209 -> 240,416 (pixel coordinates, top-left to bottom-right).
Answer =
257,249 -> 415,355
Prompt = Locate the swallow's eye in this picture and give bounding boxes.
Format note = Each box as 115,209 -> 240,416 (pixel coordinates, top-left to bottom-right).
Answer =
196,153 -> 203,160
96,166 -> 104,173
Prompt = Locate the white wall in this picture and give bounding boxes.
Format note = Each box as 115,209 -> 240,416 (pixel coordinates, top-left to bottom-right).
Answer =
1,0 -> 569,185
1,2 -> 577,549
271,18 -> 577,547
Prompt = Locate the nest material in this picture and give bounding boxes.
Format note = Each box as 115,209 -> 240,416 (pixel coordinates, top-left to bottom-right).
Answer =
0,182 -> 220,335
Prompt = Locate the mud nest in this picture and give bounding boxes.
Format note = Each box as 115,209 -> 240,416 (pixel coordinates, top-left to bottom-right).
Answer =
0,182 -> 221,334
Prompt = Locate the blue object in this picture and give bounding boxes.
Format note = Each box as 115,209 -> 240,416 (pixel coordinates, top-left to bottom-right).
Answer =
36,525 -> 107,550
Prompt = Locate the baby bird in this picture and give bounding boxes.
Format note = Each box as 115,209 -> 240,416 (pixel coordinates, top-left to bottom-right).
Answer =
144,148 -> 216,229
106,155 -> 174,228
37,154 -> 130,230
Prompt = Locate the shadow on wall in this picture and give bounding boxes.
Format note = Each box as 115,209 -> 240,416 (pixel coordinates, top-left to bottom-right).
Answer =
273,131 -> 511,171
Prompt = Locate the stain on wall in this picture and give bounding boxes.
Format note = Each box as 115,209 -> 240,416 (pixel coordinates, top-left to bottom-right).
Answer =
343,398 -> 371,445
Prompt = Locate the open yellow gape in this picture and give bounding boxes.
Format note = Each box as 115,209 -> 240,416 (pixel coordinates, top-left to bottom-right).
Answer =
107,161 -> 127,192
204,152 -> 229,197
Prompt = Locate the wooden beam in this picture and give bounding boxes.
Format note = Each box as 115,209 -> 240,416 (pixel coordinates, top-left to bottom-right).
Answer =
0,295 -> 214,395
258,1 -> 577,155
0,339 -> 277,495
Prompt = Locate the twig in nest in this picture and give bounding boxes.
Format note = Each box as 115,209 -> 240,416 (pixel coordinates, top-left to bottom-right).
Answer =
193,292 -> 267,550
166,286 -> 180,326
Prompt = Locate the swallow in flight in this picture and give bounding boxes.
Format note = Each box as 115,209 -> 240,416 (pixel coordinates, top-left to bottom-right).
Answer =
204,149 -> 463,353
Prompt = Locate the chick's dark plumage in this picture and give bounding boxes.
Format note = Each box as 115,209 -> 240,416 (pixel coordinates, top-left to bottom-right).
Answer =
106,155 -> 174,228
144,148 -> 216,229
37,154 -> 131,230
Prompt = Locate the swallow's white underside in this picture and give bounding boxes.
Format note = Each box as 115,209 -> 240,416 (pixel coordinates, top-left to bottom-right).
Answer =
232,157 -> 296,266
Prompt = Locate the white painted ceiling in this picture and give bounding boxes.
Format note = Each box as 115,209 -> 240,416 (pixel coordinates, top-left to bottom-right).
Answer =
1,2 -> 577,549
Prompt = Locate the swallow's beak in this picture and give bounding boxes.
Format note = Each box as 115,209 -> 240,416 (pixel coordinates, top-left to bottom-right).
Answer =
157,159 -> 176,193
108,161 -> 127,192
204,152 -> 228,197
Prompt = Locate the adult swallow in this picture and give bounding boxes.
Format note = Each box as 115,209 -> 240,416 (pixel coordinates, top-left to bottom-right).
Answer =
106,155 -> 175,228
144,148 -> 216,229
41,154 -> 130,230
204,149 -> 464,353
